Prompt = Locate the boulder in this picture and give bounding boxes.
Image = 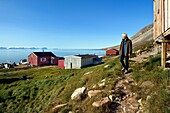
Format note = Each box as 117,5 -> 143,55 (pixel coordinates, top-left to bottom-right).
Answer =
88,90 -> 103,98
71,87 -> 86,100
92,97 -> 111,107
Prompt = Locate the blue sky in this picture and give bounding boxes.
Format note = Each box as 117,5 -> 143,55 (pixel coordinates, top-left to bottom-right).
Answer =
0,0 -> 153,49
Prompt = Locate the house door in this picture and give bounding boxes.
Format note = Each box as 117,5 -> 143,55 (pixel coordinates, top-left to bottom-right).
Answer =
70,63 -> 72,69
51,59 -> 53,64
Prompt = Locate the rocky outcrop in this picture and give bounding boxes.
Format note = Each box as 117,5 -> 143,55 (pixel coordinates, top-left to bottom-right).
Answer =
101,24 -> 153,50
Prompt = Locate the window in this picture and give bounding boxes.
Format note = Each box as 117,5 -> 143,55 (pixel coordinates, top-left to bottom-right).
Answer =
41,57 -> 46,62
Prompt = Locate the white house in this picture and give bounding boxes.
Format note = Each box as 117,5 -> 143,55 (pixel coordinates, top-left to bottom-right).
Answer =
64,54 -> 102,69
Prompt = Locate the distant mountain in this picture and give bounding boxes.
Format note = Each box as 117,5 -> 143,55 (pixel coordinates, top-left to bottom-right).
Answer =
0,47 -> 7,49
101,24 -> 153,50
4,47 -> 48,50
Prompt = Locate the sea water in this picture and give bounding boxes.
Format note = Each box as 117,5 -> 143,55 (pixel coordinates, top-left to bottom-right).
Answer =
0,49 -> 105,64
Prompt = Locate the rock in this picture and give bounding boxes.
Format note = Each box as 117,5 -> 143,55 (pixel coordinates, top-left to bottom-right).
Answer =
136,110 -> 144,113
92,84 -> 98,89
71,87 -> 86,100
109,95 -> 115,102
52,103 -> 68,111
104,65 -> 109,68
141,81 -> 154,88
92,97 -> 111,107
129,104 -> 139,110
101,79 -> 106,82
88,90 -> 103,98
98,82 -> 105,87
146,95 -> 151,102
109,90 -> 115,93
84,71 -> 93,75
136,49 -> 142,55
138,98 -> 143,106
115,97 -> 121,102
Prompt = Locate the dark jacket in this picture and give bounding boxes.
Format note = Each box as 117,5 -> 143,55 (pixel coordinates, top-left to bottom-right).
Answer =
119,38 -> 132,56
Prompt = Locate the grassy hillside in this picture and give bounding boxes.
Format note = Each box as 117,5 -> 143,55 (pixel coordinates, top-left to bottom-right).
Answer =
0,53 -> 170,112
0,56 -> 121,113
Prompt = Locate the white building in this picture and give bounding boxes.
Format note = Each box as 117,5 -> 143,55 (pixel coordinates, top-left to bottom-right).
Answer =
64,54 -> 102,69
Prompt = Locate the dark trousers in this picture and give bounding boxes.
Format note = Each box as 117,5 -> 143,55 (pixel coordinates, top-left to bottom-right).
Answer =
120,55 -> 129,70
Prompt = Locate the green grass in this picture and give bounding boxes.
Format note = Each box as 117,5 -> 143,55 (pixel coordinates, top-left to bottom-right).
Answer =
0,56 -> 121,113
131,55 -> 170,113
0,55 -> 170,113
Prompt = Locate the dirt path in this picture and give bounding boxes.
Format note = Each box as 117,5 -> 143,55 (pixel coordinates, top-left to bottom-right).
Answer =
114,72 -> 143,113
114,52 -> 154,112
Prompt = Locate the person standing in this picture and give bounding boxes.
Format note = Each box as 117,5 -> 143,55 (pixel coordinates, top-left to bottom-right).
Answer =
119,33 -> 132,74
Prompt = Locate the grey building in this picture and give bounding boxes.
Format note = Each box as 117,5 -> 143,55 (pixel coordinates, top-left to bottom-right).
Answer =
64,54 -> 102,69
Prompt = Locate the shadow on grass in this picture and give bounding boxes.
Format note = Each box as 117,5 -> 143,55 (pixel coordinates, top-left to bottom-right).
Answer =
0,75 -> 33,84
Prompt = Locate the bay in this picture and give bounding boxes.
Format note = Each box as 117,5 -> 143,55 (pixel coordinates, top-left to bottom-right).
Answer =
0,49 -> 106,64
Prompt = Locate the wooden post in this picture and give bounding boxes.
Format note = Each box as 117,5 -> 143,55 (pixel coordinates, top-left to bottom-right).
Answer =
161,42 -> 167,68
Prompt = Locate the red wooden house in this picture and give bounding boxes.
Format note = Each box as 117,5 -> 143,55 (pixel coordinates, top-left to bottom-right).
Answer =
58,58 -> 65,69
28,52 -> 59,66
106,48 -> 119,56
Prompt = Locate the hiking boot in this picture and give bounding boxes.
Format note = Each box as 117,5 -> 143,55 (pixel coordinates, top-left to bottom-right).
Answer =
121,68 -> 125,71
124,70 -> 128,74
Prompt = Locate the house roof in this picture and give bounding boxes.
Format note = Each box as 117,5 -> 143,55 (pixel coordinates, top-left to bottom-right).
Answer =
75,54 -> 98,58
32,52 -> 57,57
107,48 -> 119,51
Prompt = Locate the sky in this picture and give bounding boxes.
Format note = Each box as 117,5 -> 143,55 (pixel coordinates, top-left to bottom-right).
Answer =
0,0 -> 153,49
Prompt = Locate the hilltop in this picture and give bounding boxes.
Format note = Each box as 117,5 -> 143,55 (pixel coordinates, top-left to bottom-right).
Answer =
101,24 -> 153,50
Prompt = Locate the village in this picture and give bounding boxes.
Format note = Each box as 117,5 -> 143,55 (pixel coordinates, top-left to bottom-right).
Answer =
0,48 -> 119,70
1,0 -> 170,113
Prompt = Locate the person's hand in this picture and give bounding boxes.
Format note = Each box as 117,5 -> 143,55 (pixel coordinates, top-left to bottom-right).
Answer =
128,54 -> 131,56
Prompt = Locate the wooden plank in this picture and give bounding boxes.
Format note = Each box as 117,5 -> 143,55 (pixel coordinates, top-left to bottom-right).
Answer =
161,40 -> 170,43
161,42 -> 167,68
164,28 -> 170,37
155,39 -> 170,43
155,28 -> 170,42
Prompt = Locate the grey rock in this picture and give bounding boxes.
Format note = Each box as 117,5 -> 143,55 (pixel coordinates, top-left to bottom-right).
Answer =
71,87 -> 86,100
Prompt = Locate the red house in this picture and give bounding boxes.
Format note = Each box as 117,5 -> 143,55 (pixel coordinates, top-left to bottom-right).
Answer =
28,52 -> 59,66
106,48 -> 119,56
58,58 -> 65,69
